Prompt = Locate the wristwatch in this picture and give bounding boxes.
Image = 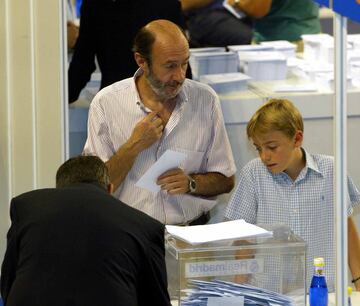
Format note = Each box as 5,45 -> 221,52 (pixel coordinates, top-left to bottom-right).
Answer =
188,176 -> 197,193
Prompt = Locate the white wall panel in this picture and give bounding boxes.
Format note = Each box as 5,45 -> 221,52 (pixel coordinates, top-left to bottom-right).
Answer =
0,0 -> 66,262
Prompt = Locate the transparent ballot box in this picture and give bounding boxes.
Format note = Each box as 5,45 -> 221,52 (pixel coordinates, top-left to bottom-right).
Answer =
165,225 -> 307,306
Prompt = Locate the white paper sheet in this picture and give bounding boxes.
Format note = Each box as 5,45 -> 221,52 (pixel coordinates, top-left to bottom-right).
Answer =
135,149 -> 187,194
273,84 -> 318,92
166,220 -> 272,245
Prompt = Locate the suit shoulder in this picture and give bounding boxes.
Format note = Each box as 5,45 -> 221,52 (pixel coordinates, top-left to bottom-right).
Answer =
12,188 -> 55,203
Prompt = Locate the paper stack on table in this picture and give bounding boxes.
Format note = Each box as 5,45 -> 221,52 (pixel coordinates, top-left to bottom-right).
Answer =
166,219 -> 272,245
181,279 -> 296,306
260,40 -> 297,59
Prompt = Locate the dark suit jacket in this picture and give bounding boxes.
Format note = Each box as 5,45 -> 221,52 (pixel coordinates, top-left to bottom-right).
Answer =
0,183 -> 171,306
68,0 -> 187,103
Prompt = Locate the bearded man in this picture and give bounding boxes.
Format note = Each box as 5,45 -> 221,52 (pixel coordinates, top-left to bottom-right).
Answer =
83,19 -> 236,225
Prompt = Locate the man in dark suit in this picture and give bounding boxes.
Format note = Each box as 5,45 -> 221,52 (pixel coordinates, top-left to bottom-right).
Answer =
68,0 -> 188,103
0,156 -> 171,306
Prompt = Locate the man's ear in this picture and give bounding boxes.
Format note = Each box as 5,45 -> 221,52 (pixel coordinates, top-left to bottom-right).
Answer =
107,183 -> 114,195
134,52 -> 148,71
294,130 -> 304,147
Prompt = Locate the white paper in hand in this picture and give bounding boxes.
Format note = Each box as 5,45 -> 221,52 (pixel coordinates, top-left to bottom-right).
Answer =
135,149 -> 187,194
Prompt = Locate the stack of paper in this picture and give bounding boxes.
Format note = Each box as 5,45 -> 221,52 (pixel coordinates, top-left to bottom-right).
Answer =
315,72 -> 353,91
301,34 -> 333,61
181,279 -> 296,306
227,44 -> 274,53
291,62 -> 333,81
190,47 -> 226,54
166,220 -> 272,245
260,40 -> 297,59
350,61 -> 360,87
199,72 -> 251,94
190,51 -> 239,80
348,34 -> 360,48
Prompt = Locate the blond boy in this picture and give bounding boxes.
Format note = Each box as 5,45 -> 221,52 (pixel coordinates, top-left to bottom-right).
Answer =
225,99 -> 360,292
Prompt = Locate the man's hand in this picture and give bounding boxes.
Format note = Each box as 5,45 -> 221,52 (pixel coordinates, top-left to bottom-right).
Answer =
129,112 -> 164,153
157,168 -> 189,195
67,21 -> 79,49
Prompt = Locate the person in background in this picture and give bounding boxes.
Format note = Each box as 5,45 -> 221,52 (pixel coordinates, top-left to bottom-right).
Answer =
68,0 -> 188,103
228,0 -> 321,51
181,0 -> 254,47
225,99 -> 360,292
83,19 -> 236,225
67,0 -> 79,50
1,155 -> 171,306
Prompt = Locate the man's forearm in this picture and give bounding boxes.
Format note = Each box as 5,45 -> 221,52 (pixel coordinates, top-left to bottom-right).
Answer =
181,0 -> 214,12
106,141 -> 142,190
237,0 -> 272,18
348,217 -> 360,290
190,172 -> 235,197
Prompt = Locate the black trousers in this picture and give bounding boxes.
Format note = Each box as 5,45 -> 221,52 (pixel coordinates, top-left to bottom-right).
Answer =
187,9 -> 253,48
188,211 -> 210,226
68,0 -> 188,103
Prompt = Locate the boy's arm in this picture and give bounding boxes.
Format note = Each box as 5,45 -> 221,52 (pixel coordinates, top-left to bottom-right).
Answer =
348,216 -> 360,291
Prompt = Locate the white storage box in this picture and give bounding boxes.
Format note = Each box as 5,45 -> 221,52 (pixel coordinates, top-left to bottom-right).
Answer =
199,72 -> 251,94
190,51 -> 239,80
238,51 -> 287,81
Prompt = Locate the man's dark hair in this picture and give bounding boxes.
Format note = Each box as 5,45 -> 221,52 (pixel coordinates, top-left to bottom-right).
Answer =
56,155 -> 110,189
132,27 -> 156,65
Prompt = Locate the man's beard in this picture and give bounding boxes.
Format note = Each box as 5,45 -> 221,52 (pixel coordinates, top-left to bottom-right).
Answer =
147,68 -> 184,101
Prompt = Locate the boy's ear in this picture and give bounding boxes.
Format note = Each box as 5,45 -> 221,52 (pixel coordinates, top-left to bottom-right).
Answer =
294,130 -> 304,147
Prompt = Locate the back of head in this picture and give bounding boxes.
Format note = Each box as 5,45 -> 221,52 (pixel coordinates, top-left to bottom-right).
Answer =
247,99 -> 304,140
132,19 -> 188,65
56,155 -> 110,189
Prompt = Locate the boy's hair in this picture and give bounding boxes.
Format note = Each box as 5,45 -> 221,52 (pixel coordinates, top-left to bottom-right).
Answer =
247,99 -> 304,139
56,155 -> 110,189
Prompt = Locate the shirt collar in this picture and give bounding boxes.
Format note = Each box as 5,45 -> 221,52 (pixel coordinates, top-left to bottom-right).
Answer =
302,148 -> 322,176
272,148 -> 323,182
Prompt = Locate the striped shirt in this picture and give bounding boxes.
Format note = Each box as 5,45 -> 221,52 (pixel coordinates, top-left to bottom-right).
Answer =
84,69 -> 236,225
225,149 -> 360,292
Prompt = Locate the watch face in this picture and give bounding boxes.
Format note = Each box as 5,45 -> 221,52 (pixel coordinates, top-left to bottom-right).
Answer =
190,179 -> 196,192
